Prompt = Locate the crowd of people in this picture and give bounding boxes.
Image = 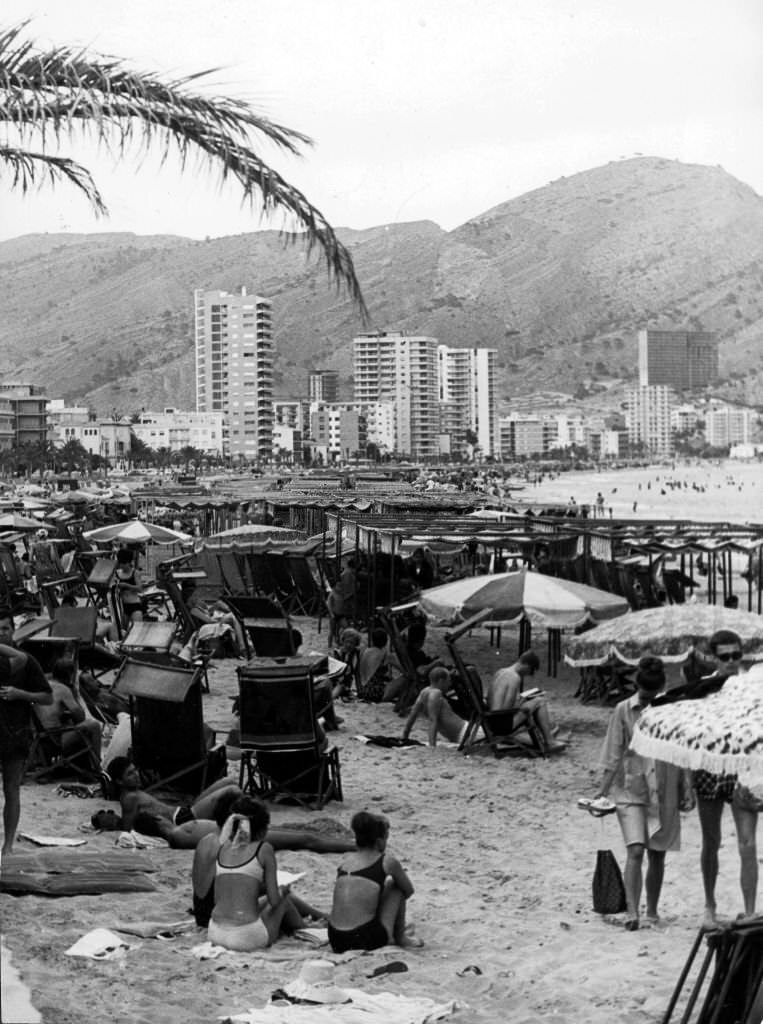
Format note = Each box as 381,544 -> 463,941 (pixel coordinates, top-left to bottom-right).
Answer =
0,534 -> 760,962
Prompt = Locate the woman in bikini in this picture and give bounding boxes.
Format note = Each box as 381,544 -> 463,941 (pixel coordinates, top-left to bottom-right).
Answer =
327,811 -> 419,953
207,797 -> 324,951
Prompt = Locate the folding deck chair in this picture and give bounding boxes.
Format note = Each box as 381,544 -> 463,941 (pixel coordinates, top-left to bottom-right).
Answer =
237,656 -> 342,810
26,712 -> 102,783
445,611 -> 546,758
50,605 -> 122,679
376,604 -> 428,712
112,657 -> 223,795
224,595 -> 301,657
285,554 -> 327,617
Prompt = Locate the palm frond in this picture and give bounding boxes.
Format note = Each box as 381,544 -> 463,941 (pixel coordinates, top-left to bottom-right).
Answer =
0,145 -> 106,213
0,21 -> 367,316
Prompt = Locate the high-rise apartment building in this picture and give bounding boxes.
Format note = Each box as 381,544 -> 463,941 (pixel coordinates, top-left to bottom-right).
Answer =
0,383 -> 49,448
626,385 -> 674,454
308,369 -> 338,404
353,332 -> 439,458
194,288 -> 273,462
437,346 -> 498,457
705,404 -> 757,448
637,329 -> 718,390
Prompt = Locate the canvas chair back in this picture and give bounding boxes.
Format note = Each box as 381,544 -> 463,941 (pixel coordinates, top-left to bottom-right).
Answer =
285,555 -> 325,615
112,657 -> 211,794
51,605 -> 98,645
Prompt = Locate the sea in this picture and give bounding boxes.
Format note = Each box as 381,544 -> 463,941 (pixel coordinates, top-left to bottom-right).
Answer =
514,458 -> 763,525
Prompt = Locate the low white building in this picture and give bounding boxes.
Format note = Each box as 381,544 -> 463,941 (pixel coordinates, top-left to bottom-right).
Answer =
131,407 -> 225,456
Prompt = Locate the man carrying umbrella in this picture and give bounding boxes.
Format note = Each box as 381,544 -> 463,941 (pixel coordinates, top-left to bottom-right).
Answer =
595,657 -> 694,931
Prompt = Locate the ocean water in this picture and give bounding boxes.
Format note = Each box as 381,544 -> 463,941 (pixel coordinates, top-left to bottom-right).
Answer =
513,459 -> 763,525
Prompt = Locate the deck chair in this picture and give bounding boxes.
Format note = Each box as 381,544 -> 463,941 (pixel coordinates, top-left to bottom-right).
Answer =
81,557 -> 116,611
445,611 -> 546,758
0,545 -> 38,614
26,712 -> 102,783
50,605 -> 121,679
242,551 -> 272,596
264,553 -> 299,611
112,657 -> 223,795
223,595 -> 301,657
285,554 -> 327,617
215,550 -> 250,596
237,657 -> 342,810
376,604 -> 426,712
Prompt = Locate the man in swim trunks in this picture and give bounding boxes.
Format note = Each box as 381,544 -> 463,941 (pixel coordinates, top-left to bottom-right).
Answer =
401,667 -> 478,747
107,756 -> 241,832
486,650 -> 566,754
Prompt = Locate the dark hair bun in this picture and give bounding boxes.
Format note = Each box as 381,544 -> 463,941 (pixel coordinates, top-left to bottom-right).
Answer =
636,656 -> 665,692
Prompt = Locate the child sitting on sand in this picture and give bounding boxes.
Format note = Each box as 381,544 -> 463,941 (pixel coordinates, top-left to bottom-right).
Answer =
328,811 -> 420,953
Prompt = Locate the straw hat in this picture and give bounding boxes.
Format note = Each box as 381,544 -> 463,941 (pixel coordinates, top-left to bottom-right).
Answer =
283,960 -> 350,1004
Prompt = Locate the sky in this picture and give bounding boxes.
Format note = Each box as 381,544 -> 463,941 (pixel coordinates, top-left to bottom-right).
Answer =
1,0 -> 761,241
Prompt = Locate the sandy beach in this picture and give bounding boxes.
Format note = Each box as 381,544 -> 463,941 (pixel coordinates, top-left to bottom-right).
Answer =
0,614 -> 749,1024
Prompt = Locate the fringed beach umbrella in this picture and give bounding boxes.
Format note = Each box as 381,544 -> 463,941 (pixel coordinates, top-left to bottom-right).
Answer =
82,520 -> 192,544
565,604 -> 763,667
632,668 -> 763,783
417,568 -> 629,628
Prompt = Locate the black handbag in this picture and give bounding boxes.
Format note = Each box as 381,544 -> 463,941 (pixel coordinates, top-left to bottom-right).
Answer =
592,848 -> 627,914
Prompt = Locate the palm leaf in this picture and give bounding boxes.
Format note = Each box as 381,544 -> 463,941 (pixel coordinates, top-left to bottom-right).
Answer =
0,145 -> 106,213
0,21 -> 367,315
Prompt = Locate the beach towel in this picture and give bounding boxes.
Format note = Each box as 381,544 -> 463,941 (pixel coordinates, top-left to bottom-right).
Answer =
221,990 -> 457,1023
114,919 -> 197,939
65,928 -> 136,960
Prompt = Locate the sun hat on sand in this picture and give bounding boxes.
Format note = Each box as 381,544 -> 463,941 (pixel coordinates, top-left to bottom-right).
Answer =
283,960 -> 351,1004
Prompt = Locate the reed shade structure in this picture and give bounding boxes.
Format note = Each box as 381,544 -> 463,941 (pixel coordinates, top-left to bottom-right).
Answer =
565,604 -> 763,667
83,519 -> 192,544
417,568 -> 629,628
631,666 -> 763,785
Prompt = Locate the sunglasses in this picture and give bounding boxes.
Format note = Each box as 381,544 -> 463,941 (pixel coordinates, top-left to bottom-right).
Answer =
717,651 -> 743,662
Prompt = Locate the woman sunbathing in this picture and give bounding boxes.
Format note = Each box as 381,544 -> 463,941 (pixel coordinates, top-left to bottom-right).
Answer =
207,797 -> 324,951
327,811 -> 420,953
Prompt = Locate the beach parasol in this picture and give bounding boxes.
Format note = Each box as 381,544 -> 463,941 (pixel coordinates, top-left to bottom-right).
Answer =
416,569 -> 629,628
82,520 -> 192,544
565,604 -> 763,667
631,667 -> 763,783
0,513 -> 44,531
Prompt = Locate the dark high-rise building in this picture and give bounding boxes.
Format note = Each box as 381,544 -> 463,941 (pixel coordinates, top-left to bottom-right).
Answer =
637,329 -> 718,390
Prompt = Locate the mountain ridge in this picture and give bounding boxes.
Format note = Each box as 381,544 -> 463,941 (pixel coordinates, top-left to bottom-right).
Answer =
0,156 -> 761,415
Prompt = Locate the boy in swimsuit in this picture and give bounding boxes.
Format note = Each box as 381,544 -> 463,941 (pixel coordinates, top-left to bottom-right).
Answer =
328,810 -> 419,952
401,667 -> 477,747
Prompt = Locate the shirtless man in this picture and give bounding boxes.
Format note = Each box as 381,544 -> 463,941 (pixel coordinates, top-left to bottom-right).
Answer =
35,659 -> 102,762
401,667 -> 478,747
107,757 -> 241,832
485,650 -> 566,754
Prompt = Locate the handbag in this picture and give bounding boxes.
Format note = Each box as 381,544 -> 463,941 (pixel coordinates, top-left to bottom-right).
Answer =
592,848 -> 627,914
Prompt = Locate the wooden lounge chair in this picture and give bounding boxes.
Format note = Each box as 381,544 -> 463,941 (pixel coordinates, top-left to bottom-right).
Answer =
237,656 -> 342,810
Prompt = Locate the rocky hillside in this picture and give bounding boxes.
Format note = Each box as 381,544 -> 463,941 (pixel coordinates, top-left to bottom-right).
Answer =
0,156 -> 761,416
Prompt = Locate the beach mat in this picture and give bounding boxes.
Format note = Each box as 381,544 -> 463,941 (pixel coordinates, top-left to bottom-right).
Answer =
1,848 -> 158,896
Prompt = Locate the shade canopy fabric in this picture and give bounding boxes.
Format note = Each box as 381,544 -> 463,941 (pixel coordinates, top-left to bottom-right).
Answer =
83,520 -> 192,545
632,667 -> 763,782
416,568 -> 629,628
565,604 -> 763,667
0,513 -> 43,531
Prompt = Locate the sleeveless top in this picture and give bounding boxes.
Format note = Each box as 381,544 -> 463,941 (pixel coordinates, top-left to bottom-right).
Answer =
216,841 -> 265,882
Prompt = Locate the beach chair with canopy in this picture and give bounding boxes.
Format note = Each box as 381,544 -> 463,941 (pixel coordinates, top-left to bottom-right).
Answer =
445,611 -> 546,758
237,656 -> 342,810
112,657 -> 223,795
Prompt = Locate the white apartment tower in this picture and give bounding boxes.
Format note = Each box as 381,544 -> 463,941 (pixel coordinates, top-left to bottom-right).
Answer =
626,385 -> 674,455
437,346 -> 497,457
353,332 -> 439,458
194,288 -> 273,462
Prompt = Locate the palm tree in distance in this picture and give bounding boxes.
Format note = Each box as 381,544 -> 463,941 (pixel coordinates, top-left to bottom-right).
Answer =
0,21 -> 366,315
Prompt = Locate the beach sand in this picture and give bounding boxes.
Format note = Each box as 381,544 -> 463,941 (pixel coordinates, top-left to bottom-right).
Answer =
0,615 -> 751,1024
